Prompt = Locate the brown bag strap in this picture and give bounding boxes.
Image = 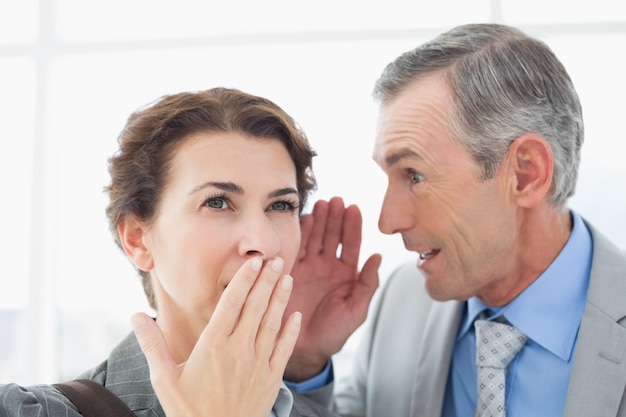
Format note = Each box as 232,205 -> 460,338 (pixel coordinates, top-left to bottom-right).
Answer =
53,379 -> 135,417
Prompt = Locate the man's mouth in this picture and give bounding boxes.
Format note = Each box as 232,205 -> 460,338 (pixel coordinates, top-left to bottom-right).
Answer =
417,249 -> 440,266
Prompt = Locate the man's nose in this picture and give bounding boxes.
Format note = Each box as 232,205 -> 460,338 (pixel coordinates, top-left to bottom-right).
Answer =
378,185 -> 414,235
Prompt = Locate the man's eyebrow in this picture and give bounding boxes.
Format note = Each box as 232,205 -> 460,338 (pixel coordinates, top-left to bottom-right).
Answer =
189,181 -> 243,195
384,149 -> 424,167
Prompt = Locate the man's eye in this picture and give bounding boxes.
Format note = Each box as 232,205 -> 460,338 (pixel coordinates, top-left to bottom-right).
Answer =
409,170 -> 425,184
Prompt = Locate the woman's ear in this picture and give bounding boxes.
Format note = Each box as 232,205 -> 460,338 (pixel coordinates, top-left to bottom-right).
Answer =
507,134 -> 554,208
118,215 -> 154,272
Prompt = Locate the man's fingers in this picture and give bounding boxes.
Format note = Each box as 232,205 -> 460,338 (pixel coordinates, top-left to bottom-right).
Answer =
298,214 -> 314,260
322,197 -> 346,256
352,254 -> 382,321
339,204 -> 363,265
306,199 -> 329,255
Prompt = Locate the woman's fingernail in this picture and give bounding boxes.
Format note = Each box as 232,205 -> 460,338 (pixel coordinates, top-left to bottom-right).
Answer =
251,257 -> 263,272
281,275 -> 293,291
271,257 -> 284,272
293,311 -> 302,325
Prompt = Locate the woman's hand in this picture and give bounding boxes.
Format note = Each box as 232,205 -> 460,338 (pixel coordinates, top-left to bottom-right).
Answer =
132,257 -> 301,417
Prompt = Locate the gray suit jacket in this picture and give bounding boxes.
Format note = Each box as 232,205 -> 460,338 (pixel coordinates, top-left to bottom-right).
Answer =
318,221 -> 626,417
0,332 -> 336,417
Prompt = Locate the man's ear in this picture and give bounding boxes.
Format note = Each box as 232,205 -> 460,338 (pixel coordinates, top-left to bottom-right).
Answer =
508,134 -> 554,208
118,215 -> 154,272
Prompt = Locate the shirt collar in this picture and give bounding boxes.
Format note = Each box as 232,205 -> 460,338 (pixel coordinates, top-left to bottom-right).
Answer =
459,210 -> 593,362
272,382 -> 294,417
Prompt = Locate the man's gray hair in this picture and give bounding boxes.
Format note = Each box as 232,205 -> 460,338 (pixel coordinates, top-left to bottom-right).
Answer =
373,23 -> 584,208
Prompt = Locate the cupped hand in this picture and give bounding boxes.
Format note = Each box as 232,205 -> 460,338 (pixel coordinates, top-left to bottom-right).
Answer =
132,257 -> 301,417
284,197 -> 381,382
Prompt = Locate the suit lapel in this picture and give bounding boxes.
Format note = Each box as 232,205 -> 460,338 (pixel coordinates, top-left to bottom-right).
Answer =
565,305 -> 626,417
564,225 -> 626,417
105,332 -> 164,415
409,300 -> 464,417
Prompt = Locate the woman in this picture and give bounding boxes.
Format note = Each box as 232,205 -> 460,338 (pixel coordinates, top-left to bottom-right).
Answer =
0,87 -> 334,417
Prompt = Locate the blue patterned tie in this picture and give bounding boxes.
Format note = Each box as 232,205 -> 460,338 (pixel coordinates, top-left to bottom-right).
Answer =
474,318 -> 527,417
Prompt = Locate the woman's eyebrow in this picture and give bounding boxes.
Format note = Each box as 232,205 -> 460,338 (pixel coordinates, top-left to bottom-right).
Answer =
189,181 -> 243,195
268,188 -> 298,198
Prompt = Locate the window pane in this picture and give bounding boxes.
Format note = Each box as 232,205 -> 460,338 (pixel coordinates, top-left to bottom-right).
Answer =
502,0 -> 626,25
0,57 -> 35,382
0,0 -> 38,44
0,57 -> 35,309
55,0 -> 490,42
548,33 -> 626,248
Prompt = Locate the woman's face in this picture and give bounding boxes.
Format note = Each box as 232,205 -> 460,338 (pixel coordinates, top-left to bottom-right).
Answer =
137,132 -> 301,341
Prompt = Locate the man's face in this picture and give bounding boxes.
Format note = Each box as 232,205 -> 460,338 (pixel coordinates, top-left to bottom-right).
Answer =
373,73 -> 520,304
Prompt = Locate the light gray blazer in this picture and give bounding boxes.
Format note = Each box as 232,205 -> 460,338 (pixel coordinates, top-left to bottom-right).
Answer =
0,332 -> 336,417
314,221 -> 626,417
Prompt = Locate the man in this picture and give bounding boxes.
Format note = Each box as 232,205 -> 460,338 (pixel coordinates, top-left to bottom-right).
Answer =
283,23 -> 626,416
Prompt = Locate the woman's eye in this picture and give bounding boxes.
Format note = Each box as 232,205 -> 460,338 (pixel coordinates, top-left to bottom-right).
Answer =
409,170 -> 425,184
204,197 -> 228,209
270,200 -> 298,212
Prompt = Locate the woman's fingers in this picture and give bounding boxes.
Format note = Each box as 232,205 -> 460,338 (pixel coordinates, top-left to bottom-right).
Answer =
254,274 -> 294,358
131,313 -> 172,372
235,258 -> 285,345
204,256 -> 294,355
205,257 -> 264,340
131,313 -> 179,401
219,257 -> 298,369
132,258 -> 299,417
270,311 -> 301,373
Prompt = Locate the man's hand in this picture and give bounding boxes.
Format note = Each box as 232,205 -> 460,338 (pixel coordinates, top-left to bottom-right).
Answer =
285,197 -> 381,381
132,257 -> 301,417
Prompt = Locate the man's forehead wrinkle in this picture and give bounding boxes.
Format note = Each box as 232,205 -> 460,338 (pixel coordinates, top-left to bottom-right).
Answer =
374,74 -> 454,171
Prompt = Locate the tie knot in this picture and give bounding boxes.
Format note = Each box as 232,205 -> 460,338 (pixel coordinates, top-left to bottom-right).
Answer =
475,319 -> 527,368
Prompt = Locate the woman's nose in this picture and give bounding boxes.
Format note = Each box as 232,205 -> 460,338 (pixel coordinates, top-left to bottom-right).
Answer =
238,213 -> 281,259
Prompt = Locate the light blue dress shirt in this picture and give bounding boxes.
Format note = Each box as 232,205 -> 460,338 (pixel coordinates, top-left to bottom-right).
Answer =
441,210 -> 593,417
284,359 -> 333,393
